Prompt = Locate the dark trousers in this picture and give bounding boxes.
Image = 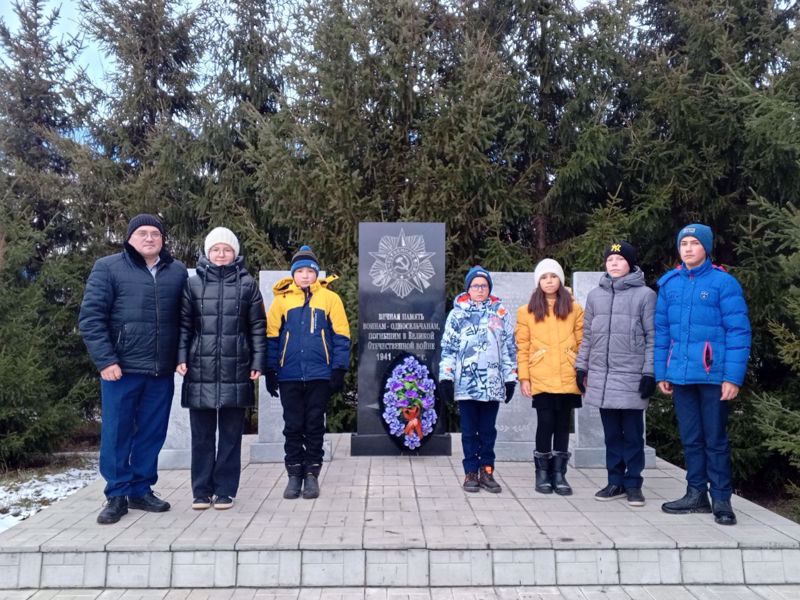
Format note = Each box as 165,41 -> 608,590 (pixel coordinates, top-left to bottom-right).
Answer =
459,400 -> 500,474
599,408 -> 645,489
672,384 -> 732,501
535,407 -> 571,453
99,373 -> 173,498
279,380 -> 330,467
189,408 -> 246,498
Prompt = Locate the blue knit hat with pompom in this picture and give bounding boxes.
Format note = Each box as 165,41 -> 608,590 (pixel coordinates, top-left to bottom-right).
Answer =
291,245 -> 320,275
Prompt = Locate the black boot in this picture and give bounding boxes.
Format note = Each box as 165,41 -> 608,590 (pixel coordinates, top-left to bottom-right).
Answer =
712,499 -> 737,525
303,464 -> 322,499
661,486 -> 712,514
283,464 -> 304,500
97,496 -> 128,524
533,452 -> 553,494
551,451 -> 573,496
128,491 -> 170,512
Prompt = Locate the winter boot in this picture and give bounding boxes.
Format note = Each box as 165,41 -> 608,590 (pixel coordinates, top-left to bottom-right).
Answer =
283,464 -> 304,500
463,472 -> 480,492
479,465 -> 502,493
712,499 -> 737,525
97,496 -> 128,524
302,464 -> 322,499
661,486 -> 712,514
550,451 -> 573,496
533,451 -> 553,494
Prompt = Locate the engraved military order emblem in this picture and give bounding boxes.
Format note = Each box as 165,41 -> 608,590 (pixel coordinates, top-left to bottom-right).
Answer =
369,229 -> 436,299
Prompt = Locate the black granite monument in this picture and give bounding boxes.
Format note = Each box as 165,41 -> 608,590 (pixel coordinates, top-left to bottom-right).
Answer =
351,222 -> 451,455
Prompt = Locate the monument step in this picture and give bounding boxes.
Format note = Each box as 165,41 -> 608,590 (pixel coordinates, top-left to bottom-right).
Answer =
4,585 -> 800,599
1,435 -> 799,589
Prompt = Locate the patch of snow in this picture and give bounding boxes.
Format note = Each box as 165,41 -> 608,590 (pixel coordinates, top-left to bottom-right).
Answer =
0,459 -> 99,534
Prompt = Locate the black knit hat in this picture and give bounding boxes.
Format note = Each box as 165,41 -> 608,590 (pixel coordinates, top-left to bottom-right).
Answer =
291,245 -> 320,275
604,241 -> 637,270
126,214 -> 165,241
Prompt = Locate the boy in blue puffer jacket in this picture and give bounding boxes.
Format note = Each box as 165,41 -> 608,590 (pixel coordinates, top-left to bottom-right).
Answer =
655,224 -> 751,525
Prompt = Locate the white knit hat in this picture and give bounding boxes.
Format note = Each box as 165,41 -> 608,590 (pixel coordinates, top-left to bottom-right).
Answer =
204,227 -> 240,258
533,258 -> 565,287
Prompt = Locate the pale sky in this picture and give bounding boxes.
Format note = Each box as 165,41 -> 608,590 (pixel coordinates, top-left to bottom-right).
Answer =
0,0 -> 110,83
1,0 -> 596,89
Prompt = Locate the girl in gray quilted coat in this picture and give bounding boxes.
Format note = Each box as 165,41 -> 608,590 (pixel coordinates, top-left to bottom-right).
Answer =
575,242 -> 656,507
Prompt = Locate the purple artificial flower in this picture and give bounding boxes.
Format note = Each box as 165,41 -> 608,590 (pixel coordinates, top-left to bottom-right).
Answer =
381,354 -> 438,449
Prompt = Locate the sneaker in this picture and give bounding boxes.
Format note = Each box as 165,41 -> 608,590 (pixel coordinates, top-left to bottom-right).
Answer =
463,472 -> 480,493
192,496 -> 212,510
595,484 -> 626,501
128,491 -> 170,512
626,488 -> 646,507
479,466 -> 502,493
214,495 -> 234,510
97,496 -> 128,524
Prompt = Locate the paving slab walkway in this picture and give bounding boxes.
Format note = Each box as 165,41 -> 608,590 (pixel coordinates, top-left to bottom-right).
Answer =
1,435 -> 799,589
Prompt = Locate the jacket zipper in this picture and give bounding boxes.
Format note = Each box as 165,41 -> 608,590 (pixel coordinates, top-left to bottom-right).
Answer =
280,331 -> 290,367
667,340 -> 674,369
321,329 -> 330,364
599,284 -> 615,407
301,289 -> 311,381
153,266 -> 160,376
684,272 -> 696,380
216,275 -> 224,407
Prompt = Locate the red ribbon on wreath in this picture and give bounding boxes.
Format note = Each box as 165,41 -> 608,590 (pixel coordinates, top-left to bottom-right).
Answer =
402,405 -> 423,439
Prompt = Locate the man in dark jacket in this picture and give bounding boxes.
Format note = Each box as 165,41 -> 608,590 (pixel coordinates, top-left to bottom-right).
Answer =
79,214 -> 188,524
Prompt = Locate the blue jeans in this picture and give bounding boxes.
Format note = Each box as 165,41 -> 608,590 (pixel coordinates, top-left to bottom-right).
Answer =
100,373 -> 173,498
459,400 -> 500,474
672,384 -> 732,501
599,408 -> 645,489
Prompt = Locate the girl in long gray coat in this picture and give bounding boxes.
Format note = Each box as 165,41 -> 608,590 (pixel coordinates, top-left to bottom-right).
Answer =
575,242 -> 656,507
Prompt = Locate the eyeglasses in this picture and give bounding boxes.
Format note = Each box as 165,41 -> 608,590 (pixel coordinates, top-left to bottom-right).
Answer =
133,231 -> 162,240
469,284 -> 489,290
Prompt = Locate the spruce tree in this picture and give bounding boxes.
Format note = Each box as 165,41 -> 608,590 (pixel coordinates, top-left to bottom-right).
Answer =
0,0 -> 83,466
193,0 -> 287,266
606,0 -> 800,482
77,0 -> 206,258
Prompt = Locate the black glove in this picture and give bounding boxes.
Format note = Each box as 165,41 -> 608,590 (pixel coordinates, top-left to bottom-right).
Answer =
504,382 -> 516,403
329,369 -> 347,393
266,371 -> 279,398
639,374 -> 656,399
439,380 -> 454,404
576,369 -> 587,395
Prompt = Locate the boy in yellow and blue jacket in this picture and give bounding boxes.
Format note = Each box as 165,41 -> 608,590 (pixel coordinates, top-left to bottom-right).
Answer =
265,246 -> 351,500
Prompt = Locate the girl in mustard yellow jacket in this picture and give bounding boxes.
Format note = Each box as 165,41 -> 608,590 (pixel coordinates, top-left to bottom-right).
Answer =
515,259 -> 583,496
